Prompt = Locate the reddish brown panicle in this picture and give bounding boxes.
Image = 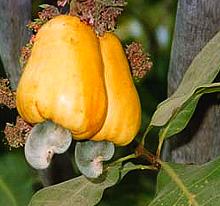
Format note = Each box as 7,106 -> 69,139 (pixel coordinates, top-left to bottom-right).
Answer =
70,0 -> 127,36
126,42 -> 153,82
4,116 -> 32,148
0,79 -> 16,109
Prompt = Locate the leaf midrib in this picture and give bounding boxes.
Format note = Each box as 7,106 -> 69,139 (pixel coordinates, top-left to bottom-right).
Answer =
0,176 -> 17,206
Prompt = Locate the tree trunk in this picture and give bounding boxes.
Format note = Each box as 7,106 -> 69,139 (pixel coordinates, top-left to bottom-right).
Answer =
0,0 -> 31,89
163,0 -> 220,164
0,0 -> 74,186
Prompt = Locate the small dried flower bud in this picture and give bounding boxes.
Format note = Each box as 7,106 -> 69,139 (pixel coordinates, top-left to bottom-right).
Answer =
20,35 -> 36,68
126,42 -> 153,82
0,79 -> 16,109
57,0 -> 69,7
70,0 -> 127,36
27,21 -> 43,33
27,5 -> 59,33
4,116 -> 32,148
38,4 -> 60,22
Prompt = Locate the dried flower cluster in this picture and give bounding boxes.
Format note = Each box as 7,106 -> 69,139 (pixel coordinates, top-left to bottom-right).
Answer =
70,0 -> 127,35
20,5 -> 60,68
20,35 -> 36,68
126,42 -> 153,82
37,4 -> 60,22
0,79 -> 32,148
4,116 -> 32,148
0,79 -> 16,109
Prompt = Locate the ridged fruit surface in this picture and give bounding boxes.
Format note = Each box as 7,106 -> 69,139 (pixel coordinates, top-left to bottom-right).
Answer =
16,15 -> 107,139
17,15 -> 141,145
91,33 -> 141,146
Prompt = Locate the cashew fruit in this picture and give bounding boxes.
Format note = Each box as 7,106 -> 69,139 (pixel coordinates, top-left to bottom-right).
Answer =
16,15 -> 107,139
16,15 -> 141,145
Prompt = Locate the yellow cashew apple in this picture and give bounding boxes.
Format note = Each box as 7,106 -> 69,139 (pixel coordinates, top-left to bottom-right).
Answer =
91,33 -> 141,145
16,15 -> 107,139
16,15 -> 141,145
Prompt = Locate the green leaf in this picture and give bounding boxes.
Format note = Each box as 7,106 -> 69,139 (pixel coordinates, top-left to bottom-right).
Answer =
29,163 -> 121,206
0,152 -> 34,206
150,30 -> 220,128
149,156 -> 220,206
159,83 -> 220,140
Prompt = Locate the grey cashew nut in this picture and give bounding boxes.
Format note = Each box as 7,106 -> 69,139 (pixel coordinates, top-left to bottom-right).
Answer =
75,140 -> 115,178
25,121 -> 72,170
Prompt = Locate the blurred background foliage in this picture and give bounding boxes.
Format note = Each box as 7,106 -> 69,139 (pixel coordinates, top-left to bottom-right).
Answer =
0,0 -> 177,205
